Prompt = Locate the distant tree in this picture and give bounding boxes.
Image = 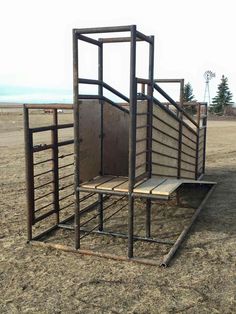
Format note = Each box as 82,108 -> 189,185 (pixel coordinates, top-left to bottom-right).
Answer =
183,82 -> 196,102
210,75 -> 233,115
183,82 -> 197,115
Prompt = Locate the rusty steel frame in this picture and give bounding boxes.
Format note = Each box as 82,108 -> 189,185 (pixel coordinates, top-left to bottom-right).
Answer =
23,25 -> 214,267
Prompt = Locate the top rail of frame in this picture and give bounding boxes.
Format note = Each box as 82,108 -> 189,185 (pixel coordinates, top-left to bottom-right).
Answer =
74,25 -> 133,34
24,104 -> 73,110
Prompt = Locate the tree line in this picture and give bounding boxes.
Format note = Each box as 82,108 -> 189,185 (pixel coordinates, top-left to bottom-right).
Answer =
183,75 -> 234,115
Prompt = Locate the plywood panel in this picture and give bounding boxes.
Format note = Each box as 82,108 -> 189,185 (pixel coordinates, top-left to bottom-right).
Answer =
152,164 -> 177,177
153,105 -> 179,129
152,153 -> 178,168
103,103 -> 129,176
79,101 -> 101,182
152,141 -> 178,159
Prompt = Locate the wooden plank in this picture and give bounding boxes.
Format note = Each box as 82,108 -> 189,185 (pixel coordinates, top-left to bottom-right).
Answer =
181,161 -> 195,172
81,175 -> 114,189
181,151 -> 196,164
113,180 -> 129,192
136,152 -> 146,167
153,118 -> 179,139
152,153 -> 178,167
182,125 -> 197,142
152,128 -> 179,149
180,169 -> 195,179
135,165 -> 146,178
153,105 -> 179,129
97,177 -> 128,190
133,177 -> 166,194
136,127 -> 147,141
152,141 -> 178,159
181,144 -> 196,157
151,179 -> 182,196
136,140 -> 147,154
182,136 -> 196,150
152,164 -> 177,177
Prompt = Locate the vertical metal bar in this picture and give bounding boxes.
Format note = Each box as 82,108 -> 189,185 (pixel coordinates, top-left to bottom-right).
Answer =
52,109 -> 60,224
98,41 -> 104,231
202,103 -> 208,173
177,79 -> 184,179
146,35 -> 154,178
128,25 -> 137,258
24,106 -> 34,241
73,30 -> 80,249
195,103 -> 201,180
145,36 -> 154,236
146,199 -> 151,237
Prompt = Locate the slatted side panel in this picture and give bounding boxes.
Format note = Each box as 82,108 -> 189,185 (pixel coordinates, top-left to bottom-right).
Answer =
152,104 -> 179,178
180,125 -> 197,179
135,101 -> 148,178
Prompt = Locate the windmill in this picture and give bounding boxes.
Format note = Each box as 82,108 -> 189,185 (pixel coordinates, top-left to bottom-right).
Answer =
203,70 -> 215,105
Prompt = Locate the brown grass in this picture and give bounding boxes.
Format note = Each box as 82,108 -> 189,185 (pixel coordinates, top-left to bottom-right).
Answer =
0,112 -> 236,313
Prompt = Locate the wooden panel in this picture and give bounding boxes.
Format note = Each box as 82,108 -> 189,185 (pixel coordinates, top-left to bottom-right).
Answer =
137,100 -> 148,114
152,141 -> 178,158
103,103 -> 129,176
97,177 -> 128,190
180,169 -> 195,179
181,151 -> 196,164
152,153 -> 178,167
153,118 -> 179,139
152,164 -> 177,177
152,128 -> 179,149
182,144 -> 196,157
133,177 -> 166,194
182,136 -> 197,150
79,101 -> 101,182
136,127 -> 147,141
81,175 -> 114,189
136,152 -> 146,168
151,179 -> 182,196
136,140 -> 146,154
181,161 -> 195,172
114,180 -> 129,192
136,114 -> 147,127
182,125 -> 197,142
153,105 -> 179,129
135,165 -> 146,178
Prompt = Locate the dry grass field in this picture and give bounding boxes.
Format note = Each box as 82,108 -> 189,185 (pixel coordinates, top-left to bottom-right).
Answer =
0,111 -> 236,313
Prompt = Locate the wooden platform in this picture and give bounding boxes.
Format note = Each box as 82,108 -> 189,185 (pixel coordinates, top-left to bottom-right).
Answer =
80,176 -> 216,199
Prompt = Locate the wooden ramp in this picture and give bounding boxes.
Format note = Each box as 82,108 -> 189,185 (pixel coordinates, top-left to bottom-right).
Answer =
80,176 -> 216,199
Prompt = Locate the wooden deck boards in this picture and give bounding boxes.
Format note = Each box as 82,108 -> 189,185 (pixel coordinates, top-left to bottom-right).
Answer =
80,175 -> 216,197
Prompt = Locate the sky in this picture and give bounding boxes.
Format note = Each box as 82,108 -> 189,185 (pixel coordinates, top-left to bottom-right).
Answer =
0,0 -> 235,103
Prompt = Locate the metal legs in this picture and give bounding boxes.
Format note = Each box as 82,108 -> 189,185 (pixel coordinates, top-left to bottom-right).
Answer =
146,199 -> 151,238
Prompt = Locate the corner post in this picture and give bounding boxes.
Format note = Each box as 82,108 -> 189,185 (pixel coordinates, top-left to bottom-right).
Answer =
98,40 -> 104,231
24,105 -> 34,241
52,109 -> 60,224
73,30 -> 80,249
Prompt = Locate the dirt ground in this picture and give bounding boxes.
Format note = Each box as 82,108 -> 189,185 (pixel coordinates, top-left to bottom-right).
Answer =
0,112 -> 236,313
